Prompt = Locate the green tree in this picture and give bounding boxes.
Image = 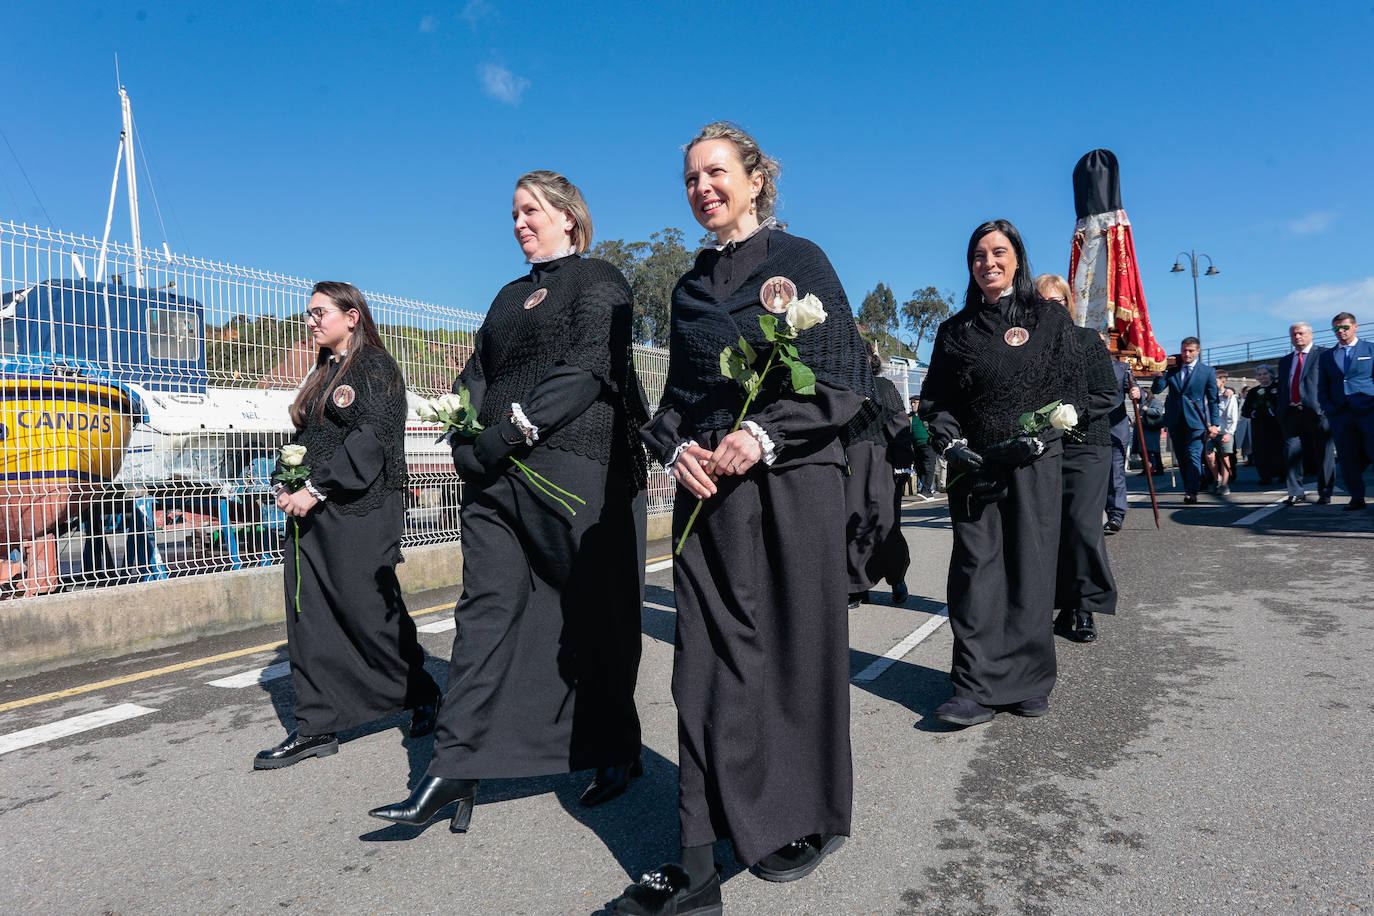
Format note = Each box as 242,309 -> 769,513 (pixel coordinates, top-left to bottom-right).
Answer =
592,228 -> 701,346
900,286 -> 955,360
858,282 -> 899,337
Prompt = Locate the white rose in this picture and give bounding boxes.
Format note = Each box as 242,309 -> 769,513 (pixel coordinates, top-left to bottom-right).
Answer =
785,293 -> 828,332
438,393 -> 463,413
280,444 -> 307,467
1049,404 -> 1079,430
415,400 -> 440,422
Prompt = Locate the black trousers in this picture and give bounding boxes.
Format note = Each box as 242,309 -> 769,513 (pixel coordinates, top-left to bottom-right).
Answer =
1056,444 -> 1118,615
947,445 -> 1062,706
1280,407 -> 1335,499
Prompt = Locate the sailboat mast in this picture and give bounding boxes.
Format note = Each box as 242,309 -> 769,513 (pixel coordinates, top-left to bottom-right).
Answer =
119,84 -> 144,288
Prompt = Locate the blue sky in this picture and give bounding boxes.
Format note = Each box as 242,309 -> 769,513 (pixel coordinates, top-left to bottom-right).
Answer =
2,0 -> 1371,357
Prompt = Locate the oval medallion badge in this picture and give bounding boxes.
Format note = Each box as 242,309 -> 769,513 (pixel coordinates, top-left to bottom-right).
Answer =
523,289 -> 548,310
1004,327 -> 1030,347
333,384 -> 356,408
759,276 -> 797,314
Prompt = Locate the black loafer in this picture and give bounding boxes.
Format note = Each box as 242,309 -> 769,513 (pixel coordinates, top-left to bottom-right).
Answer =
580,758 -> 643,807
1104,518 -> 1122,534
1317,495 -> 1332,505
751,834 -> 846,882
410,699 -> 440,739
1009,696 -> 1050,717
612,863 -> 722,915
934,696 -> 995,726
1183,494 -> 1198,504
254,732 -> 338,770
1071,610 -> 1097,643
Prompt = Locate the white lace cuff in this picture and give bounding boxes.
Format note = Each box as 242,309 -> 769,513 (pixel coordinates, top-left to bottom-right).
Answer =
304,479 -> 327,502
665,439 -> 698,473
511,403 -> 539,445
741,420 -> 777,466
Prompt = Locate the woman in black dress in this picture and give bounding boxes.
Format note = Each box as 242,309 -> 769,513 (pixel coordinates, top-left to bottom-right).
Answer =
369,170 -> 649,831
1036,274 -> 1119,644
919,221 -> 1086,727
614,122 -> 874,915
254,281 -> 440,770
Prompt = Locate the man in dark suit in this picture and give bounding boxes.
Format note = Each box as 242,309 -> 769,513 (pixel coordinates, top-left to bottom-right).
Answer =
1276,321 -> 1335,505
1105,345 -> 1141,532
1317,312 -> 1374,510
1151,336 -> 1219,503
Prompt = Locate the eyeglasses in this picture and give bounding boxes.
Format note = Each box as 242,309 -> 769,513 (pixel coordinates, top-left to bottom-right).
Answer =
1045,296 -> 1067,305
303,307 -> 339,324
1334,324 -> 1352,331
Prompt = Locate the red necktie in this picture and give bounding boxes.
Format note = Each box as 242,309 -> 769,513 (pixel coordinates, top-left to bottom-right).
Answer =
1290,351 -> 1304,405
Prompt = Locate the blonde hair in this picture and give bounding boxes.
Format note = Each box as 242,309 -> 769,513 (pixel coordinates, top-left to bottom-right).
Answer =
514,170 -> 593,253
683,121 -> 782,220
1035,273 -> 1074,309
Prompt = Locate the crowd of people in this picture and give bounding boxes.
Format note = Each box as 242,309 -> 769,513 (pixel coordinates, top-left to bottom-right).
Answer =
246,121 -> 1373,915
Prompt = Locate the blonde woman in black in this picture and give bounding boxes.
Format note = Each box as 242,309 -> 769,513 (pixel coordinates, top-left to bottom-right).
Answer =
254,281 -> 439,770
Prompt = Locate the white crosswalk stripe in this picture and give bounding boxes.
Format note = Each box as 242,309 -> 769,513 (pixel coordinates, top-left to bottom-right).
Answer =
206,662 -> 292,688
0,704 -> 158,755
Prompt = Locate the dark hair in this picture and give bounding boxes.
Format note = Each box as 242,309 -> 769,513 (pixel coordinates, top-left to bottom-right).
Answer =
1216,369 -> 1229,380
1181,336 -> 1200,348
290,280 -> 393,428
964,219 -> 1039,328
1333,311 -> 1357,325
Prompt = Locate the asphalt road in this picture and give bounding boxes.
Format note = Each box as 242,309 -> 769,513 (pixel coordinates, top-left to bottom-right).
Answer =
1,470 -> 1371,915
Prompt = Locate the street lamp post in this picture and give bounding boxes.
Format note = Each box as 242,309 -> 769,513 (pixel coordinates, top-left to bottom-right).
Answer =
1171,250 -> 1219,343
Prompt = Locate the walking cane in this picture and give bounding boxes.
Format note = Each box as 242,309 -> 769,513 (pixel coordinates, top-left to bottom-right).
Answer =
1131,392 -> 1162,529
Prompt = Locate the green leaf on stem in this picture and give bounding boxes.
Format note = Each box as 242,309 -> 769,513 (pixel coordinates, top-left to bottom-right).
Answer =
738,335 -> 757,365
758,313 -> 779,342
789,359 -> 816,396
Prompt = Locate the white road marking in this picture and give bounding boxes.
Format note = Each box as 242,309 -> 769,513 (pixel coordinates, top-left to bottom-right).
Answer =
646,559 -> 673,573
1233,497 -> 1292,527
643,601 -> 676,613
852,606 -> 950,683
206,662 -> 292,688
417,618 -> 456,634
0,704 -> 157,755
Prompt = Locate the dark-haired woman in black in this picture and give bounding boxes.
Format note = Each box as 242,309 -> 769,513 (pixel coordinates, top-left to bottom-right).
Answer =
369,170 -> 650,832
918,220 -> 1086,727
254,281 -> 440,770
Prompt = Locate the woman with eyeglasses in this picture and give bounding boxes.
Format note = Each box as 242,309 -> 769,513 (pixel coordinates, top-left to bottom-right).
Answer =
369,170 -> 651,833
254,280 -> 440,770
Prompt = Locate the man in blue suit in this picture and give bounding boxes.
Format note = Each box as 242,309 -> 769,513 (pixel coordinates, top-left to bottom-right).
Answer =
1317,312 -> 1374,510
1105,348 -> 1141,531
1151,336 -> 1219,503
1276,321 -> 1335,505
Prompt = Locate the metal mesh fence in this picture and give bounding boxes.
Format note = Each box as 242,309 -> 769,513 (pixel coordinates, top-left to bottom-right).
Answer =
0,221 -> 673,598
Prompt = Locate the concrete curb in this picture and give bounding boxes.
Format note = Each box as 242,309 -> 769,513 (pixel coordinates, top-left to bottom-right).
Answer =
1,512 -> 675,680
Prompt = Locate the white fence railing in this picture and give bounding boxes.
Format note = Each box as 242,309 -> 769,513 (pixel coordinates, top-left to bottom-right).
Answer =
0,221 -> 672,599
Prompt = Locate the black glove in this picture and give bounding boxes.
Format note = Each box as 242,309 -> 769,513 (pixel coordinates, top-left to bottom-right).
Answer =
451,440 -> 488,482
472,417 -> 525,472
982,435 -> 1045,467
968,474 -> 1009,505
943,439 -> 985,478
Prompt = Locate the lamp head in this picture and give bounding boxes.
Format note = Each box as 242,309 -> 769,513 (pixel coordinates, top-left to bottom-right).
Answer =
1204,266 -> 1220,276
1171,262 -> 1184,273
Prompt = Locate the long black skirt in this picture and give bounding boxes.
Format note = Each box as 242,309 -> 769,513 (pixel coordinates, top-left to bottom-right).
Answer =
1055,444 -> 1118,615
947,445 -> 1062,706
843,441 -> 909,591
672,459 -> 852,866
283,491 -> 438,735
429,448 -> 644,779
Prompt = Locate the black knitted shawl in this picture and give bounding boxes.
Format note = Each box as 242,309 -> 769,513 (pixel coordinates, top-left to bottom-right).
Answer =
920,295 -> 1087,451
847,374 -> 907,446
293,346 -> 408,516
462,255 -> 649,489
1074,325 -> 1118,447
662,230 -> 875,434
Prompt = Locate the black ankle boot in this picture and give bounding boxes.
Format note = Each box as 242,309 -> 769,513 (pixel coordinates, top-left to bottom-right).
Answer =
1072,610 -> 1097,643
368,776 -> 478,831
580,758 -> 643,807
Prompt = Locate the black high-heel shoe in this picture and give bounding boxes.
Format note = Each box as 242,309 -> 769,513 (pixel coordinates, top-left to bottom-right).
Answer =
580,758 -> 643,807
368,776 -> 479,831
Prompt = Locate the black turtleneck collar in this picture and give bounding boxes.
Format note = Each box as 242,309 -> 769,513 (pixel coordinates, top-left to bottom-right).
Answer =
530,253 -> 580,285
